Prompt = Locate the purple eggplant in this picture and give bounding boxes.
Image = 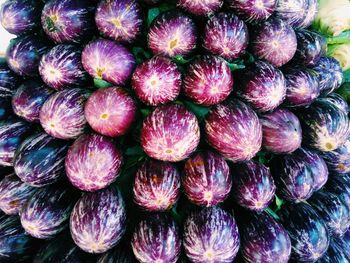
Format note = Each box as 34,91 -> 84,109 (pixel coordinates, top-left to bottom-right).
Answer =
6,35 -> 51,77
0,0 -> 43,35
12,80 -> 54,123
97,247 -> 137,263
133,159 -> 180,211
203,12 -> 248,61
95,0 -> 143,43
0,59 -> 21,97
84,87 -> 136,137
283,67 -> 320,107
226,0 -> 276,22
205,99 -> 262,162
183,55 -> 233,106
183,151 -> 231,207
131,214 -> 181,263
39,44 -> 88,90
318,93 -> 349,114
334,228 -> 350,259
177,0 -> 223,16
184,207 -> 240,263
148,11 -> 197,57
277,202 -> 330,262
321,138 -> 350,174
131,56 -> 181,106
325,175 -> 350,212
41,0 -> 95,43
70,187 -> 126,253
141,104 -> 200,162
0,119 -> 31,166
14,132 -> 68,187
318,239 -> 349,263
82,39 -> 135,85
65,134 -> 123,192
231,160 -> 276,211
40,88 -> 88,140
251,17 -> 297,67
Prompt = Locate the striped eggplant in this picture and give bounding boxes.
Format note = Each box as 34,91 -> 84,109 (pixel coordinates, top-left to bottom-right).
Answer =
183,151 -> 231,207
231,160 -> 275,211
318,93 -> 349,114
277,202 -> 330,262
177,0 -> 223,16
0,173 -> 36,215
148,11 -> 197,57
334,228 -> 350,259
6,35 -> 51,77
297,99 -> 350,152
184,207 -> 240,263
321,138 -> 350,174
95,0 -> 143,43
14,132 -> 68,187
39,44 -> 88,90
41,0 -> 95,43
205,99 -> 262,162
97,247 -> 137,263
318,239 -> 350,263
133,159 -> 180,211
131,214 -> 181,263
84,87 -> 136,137
238,212 -> 291,263
12,80 -> 54,123
235,61 -> 286,112
40,88 -> 89,140
251,17 -> 297,67
20,184 -> 78,239
141,104 -> 200,162
325,175 -> 350,211
203,12 -> 248,61
183,55 -> 233,106
82,39 -> 135,85
131,56 -> 181,106
0,59 -> 21,97
70,187 -> 127,254
226,0 -> 276,22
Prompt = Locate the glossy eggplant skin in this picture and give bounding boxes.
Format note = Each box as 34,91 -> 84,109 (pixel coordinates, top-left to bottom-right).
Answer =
325,175 -> 350,211
334,228 -> 350,259
177,0 -> 223,16
0,59 -> 21,97
318,240 -> 350,263
321,138 -> 350,175
226,0 -> 276,22
97,247 -> 138,263
318,93 -> 349,114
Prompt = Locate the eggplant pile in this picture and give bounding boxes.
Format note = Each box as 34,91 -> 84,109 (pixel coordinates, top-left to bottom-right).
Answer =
0,0 -> 349,262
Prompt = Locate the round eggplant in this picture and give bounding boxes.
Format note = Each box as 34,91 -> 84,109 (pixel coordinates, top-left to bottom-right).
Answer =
318,93 -> 349,114
321,138 -> 350,174
334,228 -> 350,259
325,175 -> 350,211
0,59 -> 21,97
177,0 -> 223,16
318,240 -> 350,263
226,0 -> 276,22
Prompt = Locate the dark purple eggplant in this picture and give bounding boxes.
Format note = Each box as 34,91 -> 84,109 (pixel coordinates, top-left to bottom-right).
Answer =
325,175 -> 350,211
318,93 -> 349,114
321,138 -> 350,175
334,228 -> 350,259
226,0 -> 276,22
98,247 -> 137,263
318,239 -> 350,263
0,59 -> 20,97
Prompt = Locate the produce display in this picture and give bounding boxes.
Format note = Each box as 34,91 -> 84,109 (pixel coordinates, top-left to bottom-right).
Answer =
0,0 -> 349,262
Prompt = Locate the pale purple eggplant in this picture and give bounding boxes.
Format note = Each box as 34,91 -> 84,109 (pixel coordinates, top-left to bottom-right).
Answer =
226,0 -> 276,22
70,187 -> 126,254
131,214 -> 181,263
177,0 -> 223,16
0,59 -> 21,97
318,93 -> 349,114
183,151 -> 232,207
131,56 -> 181,106
84,87 -> 136,137
325,175 -> 350,211
14,132 -> 68,187
183,207 -> 240,263
321,138 -> 350,174
231,160 -> 275,211
148,11 -> 197,57
95,0 -> 143,43
334,228 -> 350,259
40,88 -> 89,140
97,247 -> 137,263
203,12 -> 248,61
133,159 -> 180,211
205,99 -> 262,162
318,239 -> 350,263
12,80 -> 54,123
82,39 -> 135,85
39,44 -> 88,90
141,104 -> 200,162
183,55 -> 233,106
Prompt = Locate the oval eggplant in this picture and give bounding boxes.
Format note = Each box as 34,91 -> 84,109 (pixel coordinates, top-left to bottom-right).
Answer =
70,187 -> 127,254
226,0 -> 276,22
177,0 -> 223,16
203,12 -> 248,61
325,175 -> 350,211
183,151 -> 231,207
232,160 -> 276,211
205,99 -> 262,162
14,132 -> 68,187
97,247 -> 137,263
318,93 -> 349,114
133,159 -> 180,211
334,228 -> 350,259
321,138 -> 350,174
318,239 -> 350,263
0,59 -> 21,97
84,87 -> 136,137
131,214 -> 181,263
141,104 -> 200,162
184,207 -> 240,263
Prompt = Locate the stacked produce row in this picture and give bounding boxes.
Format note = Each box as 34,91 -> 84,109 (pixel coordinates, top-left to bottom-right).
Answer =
0,0 -> 350,262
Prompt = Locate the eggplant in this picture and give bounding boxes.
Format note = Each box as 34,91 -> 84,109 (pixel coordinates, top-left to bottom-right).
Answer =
203,12 -> 248,61
205,99 -> 262,162
325,175 -> 350,211
148,11 -> 197,57
232,160 -> 275,211
133,159 -> 180,211
14,132 -> 68,187
131,214 -> 181,263
84,87 -> 136,137
0,59 -> 21,97
321,138 -> 350,174
182,151 -> 231,207
226,0 -> 276,22
183,207 -> 240,263
177,0 -> 223,16
141,104 -> 200,162
318,93 -> 349,114
318,239 -> 350,263
70,187 -> 127,253
334,228 -> 350,259
97,247 -> 137,263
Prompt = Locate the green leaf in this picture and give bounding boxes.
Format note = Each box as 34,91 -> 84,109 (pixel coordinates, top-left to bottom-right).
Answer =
147,8 -> 160,27
275,195 -> 284,210
327,30 -> 350,45
183,100 -> 210,120
343,70 -> 350,83
140,108 -> 151,117
172,55 -> 192,65
93,78 -> 113,89
125,146 -> 145,156
265,207 -> 280,220
132,47 -> 152,64
227,62 -> 245,71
